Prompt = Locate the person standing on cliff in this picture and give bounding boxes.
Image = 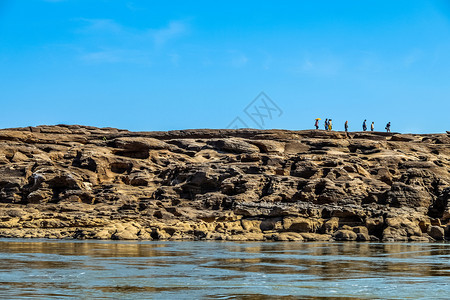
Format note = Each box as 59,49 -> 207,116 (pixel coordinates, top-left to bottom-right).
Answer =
315,119 -> 319,129
324,119 -> 328,130
363,119 -> 367,131
385,122 -> 391,133
371,122 -> 374,131
345,120 -> 349,132
328,119 -> 333,130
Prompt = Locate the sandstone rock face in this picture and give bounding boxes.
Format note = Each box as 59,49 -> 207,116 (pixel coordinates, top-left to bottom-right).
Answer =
0,125 -> 449,241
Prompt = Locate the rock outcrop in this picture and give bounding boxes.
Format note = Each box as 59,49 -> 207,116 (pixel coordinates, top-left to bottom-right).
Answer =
0,125 -> 449,241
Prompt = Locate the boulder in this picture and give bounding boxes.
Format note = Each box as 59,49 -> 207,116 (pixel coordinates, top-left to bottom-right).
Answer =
273,232 -> 304,241
385,183 -> 433,208
283,217 -> 322,232
298,233 -> 332,241
208,138 -> 260,154
428,226 -> 445,240
114,137 -> 169,150
333,229 -> 357,241
323,217 -> 339,234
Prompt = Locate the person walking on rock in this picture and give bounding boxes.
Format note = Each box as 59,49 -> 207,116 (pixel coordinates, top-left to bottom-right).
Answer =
385,122 -> 391,133
344,120 -> 348,132
371,122 -> 374,131
315,119 -> 319,130
324,119 -> 328,130
328,119 -> 333,131
363,119 -> 367,131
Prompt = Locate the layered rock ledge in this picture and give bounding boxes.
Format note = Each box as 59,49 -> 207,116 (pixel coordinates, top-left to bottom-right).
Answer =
0,125 -> 449,242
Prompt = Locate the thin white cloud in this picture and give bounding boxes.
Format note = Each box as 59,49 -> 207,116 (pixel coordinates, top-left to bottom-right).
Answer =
81,50 -> 120,63
77,18 -> 124,34
355,51 -> 385,73
153,21 -> 187,47
73,18 -> 189,63
302,58 -> 314,71
298,54 -> 343,76
76,18 -> 188,46
403,49 -> 422,67
229,51 -> 248,68
80,48 -> 152,65
262,54 -> 272,70
125,1 -> 145,11
168,53 -> 180,66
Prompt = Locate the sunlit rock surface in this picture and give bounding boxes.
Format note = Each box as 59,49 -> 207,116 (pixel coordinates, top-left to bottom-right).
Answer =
0,125 -> 449,241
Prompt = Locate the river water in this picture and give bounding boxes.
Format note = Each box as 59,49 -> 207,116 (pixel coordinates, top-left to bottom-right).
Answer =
0,239 -> 449,299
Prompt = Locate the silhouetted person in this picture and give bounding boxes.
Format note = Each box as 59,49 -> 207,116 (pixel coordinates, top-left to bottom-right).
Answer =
315,119 -> 319,129
385,122 -> 391,133
363,119 -> 367,131
324,119 -> 328,130
344,120 -> 348,132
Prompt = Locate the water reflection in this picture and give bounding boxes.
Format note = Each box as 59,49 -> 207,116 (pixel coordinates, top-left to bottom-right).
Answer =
0,239 -> 449,299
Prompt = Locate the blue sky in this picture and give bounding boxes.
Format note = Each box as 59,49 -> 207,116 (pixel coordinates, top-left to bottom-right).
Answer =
0,0 -> 449,133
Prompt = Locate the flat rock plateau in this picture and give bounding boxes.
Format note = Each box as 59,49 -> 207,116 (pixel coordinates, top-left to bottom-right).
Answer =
0,125 -> 449,242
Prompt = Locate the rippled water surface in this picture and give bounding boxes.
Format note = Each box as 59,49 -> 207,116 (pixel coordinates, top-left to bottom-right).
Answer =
0,239 -> 449,299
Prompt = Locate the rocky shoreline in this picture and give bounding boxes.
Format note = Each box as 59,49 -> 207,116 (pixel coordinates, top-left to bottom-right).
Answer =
0,125 -> 449,242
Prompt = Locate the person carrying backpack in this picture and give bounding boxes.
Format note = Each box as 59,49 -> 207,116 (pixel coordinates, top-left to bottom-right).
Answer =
385,122 -> 391,133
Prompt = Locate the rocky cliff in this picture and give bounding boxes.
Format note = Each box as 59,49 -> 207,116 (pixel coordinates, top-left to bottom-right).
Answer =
0,125 -> 449,241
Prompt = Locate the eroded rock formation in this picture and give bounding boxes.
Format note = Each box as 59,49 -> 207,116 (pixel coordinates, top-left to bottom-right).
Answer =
0,125 -> 449,241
